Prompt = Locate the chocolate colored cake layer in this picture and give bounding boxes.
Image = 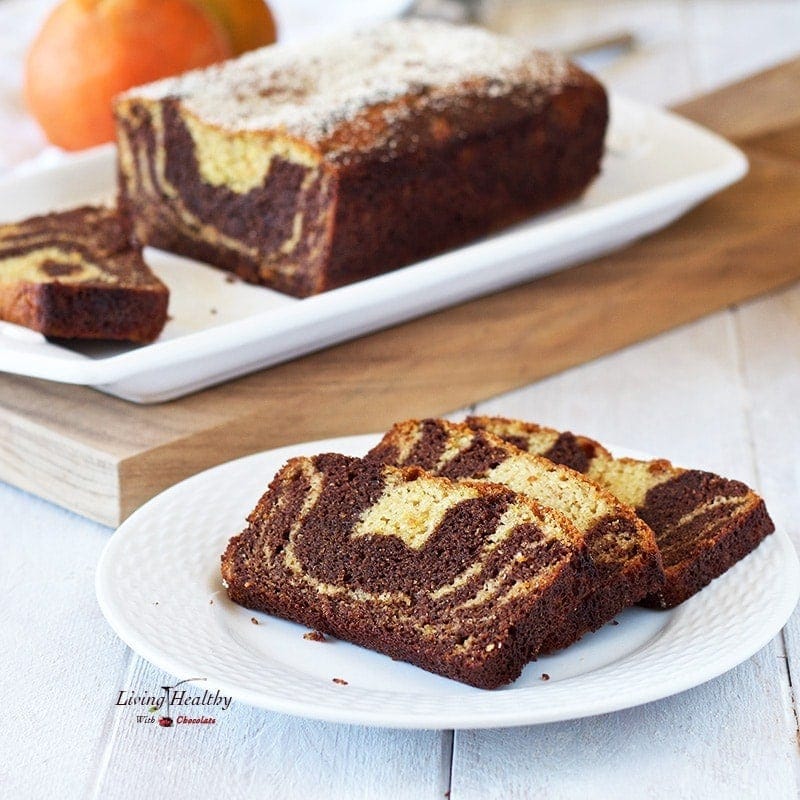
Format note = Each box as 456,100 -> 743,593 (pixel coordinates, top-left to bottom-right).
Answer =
0,205 -> 168,342
467,416 -> 776,608
116,20 -> 608,298
221,453 -> 593,688
367,419 -> 663,650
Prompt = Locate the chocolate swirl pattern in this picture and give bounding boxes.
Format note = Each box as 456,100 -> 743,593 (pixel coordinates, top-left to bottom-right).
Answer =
115,99 -> 333,297
221,453 -> 592,689
467,416 -> 776,608
367,419 -> 664,651
0,206 -> 168,342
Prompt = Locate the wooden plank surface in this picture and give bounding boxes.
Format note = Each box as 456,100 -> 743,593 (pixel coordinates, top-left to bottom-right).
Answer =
452,643 -> 797,799
674,56 -> 800,143
1,61 -> 799,525
94,656 -> 451,800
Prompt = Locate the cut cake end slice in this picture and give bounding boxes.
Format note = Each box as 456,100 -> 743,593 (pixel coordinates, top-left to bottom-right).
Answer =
0,205 -> 168,343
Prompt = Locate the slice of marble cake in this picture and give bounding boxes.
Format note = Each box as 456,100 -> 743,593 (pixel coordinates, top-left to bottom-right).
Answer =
467,416 -> 776,608
0,205 -> 168,342
367,419 -> 663,650
221,453 -> 594,689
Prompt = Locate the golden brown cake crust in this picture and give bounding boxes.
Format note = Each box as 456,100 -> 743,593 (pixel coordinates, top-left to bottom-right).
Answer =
119,20 -> 594,163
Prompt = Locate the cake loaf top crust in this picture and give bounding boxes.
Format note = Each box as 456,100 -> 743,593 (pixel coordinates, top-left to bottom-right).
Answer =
121,20 -> 591,163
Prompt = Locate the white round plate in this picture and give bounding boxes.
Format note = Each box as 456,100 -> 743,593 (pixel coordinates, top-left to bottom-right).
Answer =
96,434 -> 800,729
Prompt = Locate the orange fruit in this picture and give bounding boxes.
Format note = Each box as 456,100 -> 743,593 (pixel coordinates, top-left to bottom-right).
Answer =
194,0 -> 277,56
24,0 -> 233,151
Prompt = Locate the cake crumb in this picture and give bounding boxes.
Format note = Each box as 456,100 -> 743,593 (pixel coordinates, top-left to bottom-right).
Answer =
332,677 -> 348,685
611,619 -> 620,626
225,275 -> 237,284
209,599 -> 214,605
251,617 -> 260,625
303,630 -> 326,642
210,307 -> 217,315
541,673 -> 550,681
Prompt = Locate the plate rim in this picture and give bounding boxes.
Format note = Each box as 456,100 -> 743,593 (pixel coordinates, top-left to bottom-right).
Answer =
95,433 -> 800,729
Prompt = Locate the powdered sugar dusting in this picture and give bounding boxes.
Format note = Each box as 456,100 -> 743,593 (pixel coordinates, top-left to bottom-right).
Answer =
127,20 -> 573,158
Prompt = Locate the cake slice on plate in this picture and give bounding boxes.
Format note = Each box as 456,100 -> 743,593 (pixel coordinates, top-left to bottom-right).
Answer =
467,416 -> 775,608
221,452 -> 594,689
367,418 -> 663,650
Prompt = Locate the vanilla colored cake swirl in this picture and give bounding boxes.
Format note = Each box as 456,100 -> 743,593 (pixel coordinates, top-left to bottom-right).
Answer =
221,453 -> 594,688
367,419 -> 664,650
115,19 -> 608,297
467,416 -> 775,608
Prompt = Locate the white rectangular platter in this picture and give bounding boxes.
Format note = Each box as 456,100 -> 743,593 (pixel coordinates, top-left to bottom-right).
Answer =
0,95 -> 747,403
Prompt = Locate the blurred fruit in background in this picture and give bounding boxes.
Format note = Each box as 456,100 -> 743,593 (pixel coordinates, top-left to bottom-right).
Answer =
198,0 -> 277,56
23,0 -> 277,152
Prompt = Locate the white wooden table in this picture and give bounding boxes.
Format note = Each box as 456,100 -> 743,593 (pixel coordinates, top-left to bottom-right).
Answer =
1,2 -> 799,798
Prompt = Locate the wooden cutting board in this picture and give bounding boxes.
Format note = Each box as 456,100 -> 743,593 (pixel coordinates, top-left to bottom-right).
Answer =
2,59 -> 800,526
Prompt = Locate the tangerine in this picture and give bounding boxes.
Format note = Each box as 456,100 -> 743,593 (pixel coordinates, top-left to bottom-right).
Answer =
24,0 -> 233,151
195,0 -> 277,56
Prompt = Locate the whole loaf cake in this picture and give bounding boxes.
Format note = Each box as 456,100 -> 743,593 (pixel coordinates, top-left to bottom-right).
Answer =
115,20 -> 608,297
367,418 -> 664,651
221,452 -> 594,688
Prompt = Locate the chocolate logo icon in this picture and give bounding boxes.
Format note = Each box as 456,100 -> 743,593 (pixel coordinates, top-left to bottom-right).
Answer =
158,678 -> 203,729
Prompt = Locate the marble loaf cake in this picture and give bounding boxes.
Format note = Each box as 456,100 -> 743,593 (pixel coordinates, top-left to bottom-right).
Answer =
468,416 -> 776,608
0,206 -> 168,342
367,419 -> 664,651
115,20 -> 608,297
221,453 -> 594,688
